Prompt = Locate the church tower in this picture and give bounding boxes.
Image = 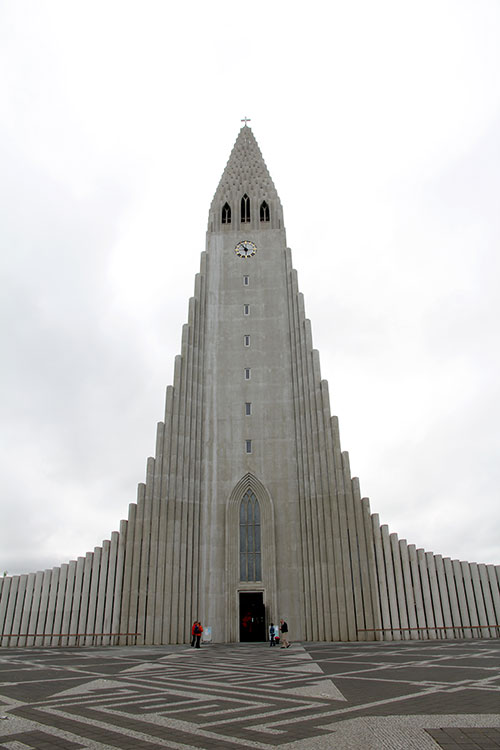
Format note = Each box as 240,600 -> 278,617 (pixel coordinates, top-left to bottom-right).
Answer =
197,124 -> 379,642
200,124 -> 376,642
117,123 -> 378,645
1,126 -> 499,647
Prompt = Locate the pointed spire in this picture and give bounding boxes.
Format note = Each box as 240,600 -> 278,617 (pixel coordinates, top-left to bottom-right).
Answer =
208,126 -> 284,233
212,126 -> 279,201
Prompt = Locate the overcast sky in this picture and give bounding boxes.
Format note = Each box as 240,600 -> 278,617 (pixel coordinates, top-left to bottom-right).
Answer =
1,0 -> 499,576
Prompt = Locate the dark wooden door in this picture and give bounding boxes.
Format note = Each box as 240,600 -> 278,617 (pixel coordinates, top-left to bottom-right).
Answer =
239,592 -> 265,641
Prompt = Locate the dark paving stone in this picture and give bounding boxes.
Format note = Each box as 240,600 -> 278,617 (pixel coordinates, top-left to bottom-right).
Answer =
332,675 -> 430,703
0,729 -> 86,748
0,676 -> 98,702
0,668 -> 71,681
446,657 -> 500,668
348,665 -> 495,682
352,688 -> 500,718
72,661 -> 140,675
427,728 -> 500,749
319,654 -> 437,665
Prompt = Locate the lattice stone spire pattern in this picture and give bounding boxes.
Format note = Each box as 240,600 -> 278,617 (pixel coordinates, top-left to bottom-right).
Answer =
208,126 -> 284,232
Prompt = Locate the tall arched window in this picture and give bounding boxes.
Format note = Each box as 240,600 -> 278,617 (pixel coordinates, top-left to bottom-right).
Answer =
222,202 -> 231,224
240,491 -> 261,581
241,194 -> 250,223
260,201 -> 270,222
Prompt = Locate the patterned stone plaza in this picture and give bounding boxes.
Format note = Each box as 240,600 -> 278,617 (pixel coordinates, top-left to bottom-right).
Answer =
1,640 -> 499,749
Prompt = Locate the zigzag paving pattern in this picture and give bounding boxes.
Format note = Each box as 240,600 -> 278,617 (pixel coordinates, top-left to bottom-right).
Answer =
0,641 -> 499,749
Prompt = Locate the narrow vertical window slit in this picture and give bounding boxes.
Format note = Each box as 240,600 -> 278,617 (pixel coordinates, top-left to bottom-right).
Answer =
241,194 -> 250,223
260,201 -> 270,222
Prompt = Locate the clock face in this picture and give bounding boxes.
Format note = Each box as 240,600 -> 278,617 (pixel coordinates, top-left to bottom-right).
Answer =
235,240 -> 257,259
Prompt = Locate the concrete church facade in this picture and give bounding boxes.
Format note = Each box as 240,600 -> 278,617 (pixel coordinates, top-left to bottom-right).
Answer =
1,126 -> 500,647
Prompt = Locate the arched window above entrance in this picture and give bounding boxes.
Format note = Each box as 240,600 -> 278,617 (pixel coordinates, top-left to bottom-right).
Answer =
240,490 -> 261,581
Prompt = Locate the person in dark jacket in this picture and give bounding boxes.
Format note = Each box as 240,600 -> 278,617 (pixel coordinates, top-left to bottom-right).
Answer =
279,618 -> 290,648
193,621 -> 203,648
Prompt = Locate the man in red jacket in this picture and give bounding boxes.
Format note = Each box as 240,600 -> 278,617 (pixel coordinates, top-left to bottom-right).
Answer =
190,621 -> 197,647
192,621 -> 203,648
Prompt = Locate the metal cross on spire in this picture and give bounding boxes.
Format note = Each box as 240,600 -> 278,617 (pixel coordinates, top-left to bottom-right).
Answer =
241,116 -> 251,126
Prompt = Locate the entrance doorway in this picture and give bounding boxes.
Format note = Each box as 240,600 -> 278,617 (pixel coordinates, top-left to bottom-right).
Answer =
239,592 -> 265,642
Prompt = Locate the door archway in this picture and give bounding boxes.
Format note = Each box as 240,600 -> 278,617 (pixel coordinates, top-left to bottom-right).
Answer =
226,474 -> 278,642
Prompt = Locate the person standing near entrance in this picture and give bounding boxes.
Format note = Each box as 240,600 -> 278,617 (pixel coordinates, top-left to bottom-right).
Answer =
191,621 -> 203,648
269,623 -> 277,646
195,621 -> 203,648
190,621 -> 197,647
279,618 -> 290,648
